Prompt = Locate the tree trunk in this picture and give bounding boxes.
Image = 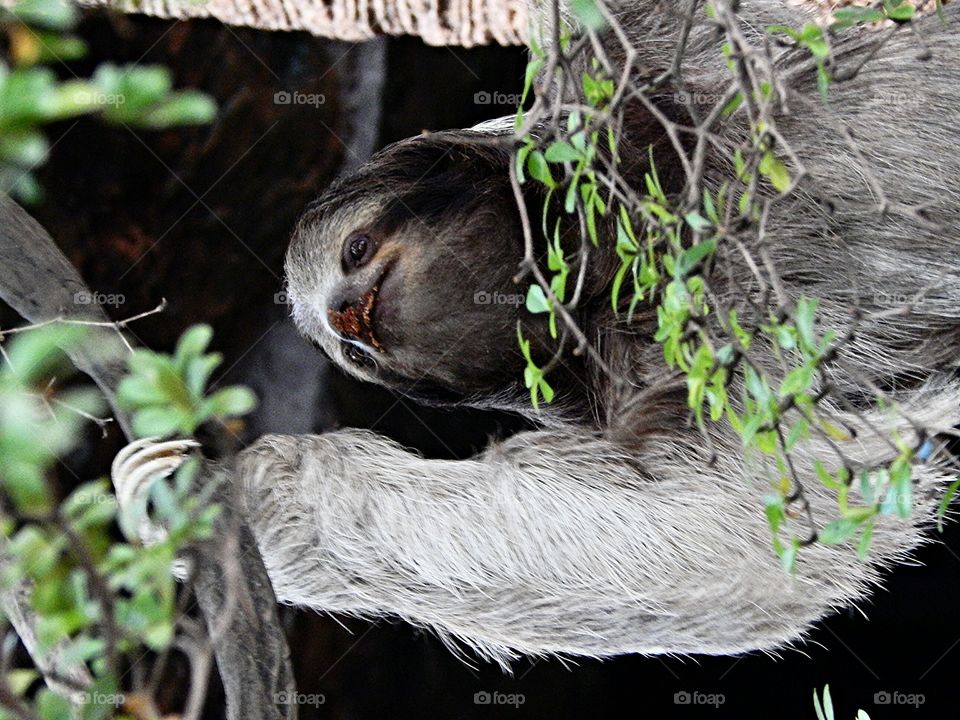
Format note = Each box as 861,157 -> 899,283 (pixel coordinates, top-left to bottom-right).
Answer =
82,0 -> 528,45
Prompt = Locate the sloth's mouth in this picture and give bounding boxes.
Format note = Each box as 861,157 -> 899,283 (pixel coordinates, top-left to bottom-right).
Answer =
327,263 -> 392,354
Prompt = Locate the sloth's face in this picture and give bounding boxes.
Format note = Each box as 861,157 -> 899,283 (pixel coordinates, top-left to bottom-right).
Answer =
285,133 -> 549,400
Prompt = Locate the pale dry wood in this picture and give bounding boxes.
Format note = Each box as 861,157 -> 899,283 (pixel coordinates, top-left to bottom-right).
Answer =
81,0 -> 529,46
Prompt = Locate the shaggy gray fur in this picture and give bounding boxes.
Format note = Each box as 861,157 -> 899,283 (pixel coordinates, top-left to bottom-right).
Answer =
236,1 -> 960,668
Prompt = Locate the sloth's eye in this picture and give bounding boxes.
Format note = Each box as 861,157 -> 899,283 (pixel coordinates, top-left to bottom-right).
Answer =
343,233 -> 374,269
344,342 -> 374,368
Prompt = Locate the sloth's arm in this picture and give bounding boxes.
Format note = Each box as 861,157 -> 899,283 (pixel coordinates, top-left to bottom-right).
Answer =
232,424 -> 939,667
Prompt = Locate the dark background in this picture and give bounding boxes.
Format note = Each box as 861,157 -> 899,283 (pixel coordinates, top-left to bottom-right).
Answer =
5,10 -> 958,719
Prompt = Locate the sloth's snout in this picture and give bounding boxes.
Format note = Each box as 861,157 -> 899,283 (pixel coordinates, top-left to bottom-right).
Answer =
326,257 -> 397,353
327,284 -> 383,351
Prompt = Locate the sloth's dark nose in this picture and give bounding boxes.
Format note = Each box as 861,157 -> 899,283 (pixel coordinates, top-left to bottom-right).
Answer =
327,285 -> 383,351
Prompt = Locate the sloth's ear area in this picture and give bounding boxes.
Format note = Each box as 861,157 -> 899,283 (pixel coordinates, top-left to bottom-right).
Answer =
377,132 -> 511,182
359,134 -> 518,241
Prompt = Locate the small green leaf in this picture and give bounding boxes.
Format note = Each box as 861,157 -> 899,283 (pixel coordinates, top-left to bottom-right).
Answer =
135,92 -> 217,129
684,212 -> 711,232
10,0 -> 78,31
117,376 -> 167,406
676,239 -> 716,277
204,386 -> 257,419
819,518 -> 859,545
813,686 -> 828,720
174,324 -> 213,363
132,406 -> 186,439
937,477 -> 960,531
525,284 -> 551,314
759,150 -> 791,193
780,365 -> 813,398
544,141 -> 581,163
36,688 -> 72,720
526,150 -> 554,188
570,0 -> 606,30
779,537 -> 799,573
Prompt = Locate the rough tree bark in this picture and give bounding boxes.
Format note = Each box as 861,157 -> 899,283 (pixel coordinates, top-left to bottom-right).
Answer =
82,0 -> 529,45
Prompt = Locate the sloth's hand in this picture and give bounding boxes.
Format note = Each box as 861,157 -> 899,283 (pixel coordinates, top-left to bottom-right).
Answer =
110,437 -> 199,579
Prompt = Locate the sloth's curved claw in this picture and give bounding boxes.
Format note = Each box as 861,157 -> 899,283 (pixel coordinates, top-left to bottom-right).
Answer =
110,437 -> 200,580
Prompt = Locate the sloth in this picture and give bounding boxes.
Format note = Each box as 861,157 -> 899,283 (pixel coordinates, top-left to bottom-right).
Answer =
115,0 -> 960,666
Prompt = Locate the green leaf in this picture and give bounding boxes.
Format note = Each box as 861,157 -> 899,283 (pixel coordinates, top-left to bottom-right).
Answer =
885,1 -> 915,21
131,405 -> 186,438
143,619 -> 174,650
800,24 -> 829,59
525,284 -> 551,314
515,142 -> 531,181
27,32 -> 87,64
819,418 -> 852,442
832,7 -> 884,30
784,418 -> 809,452
5,668 -> 38,695
544,141 -> 581,163
0,129 -> 49,166
60,635 -> 105,665
526,150 -> 554,188
135,91 -> 217,129
174,324 -> 213,364
779,365 -> 813,398
675,239 -> 715,277
768,24 -> 801,42
779,539 -> 798,573
521,59 -> 542,105
10,0 -> 78,31
684,212 -> 711,232
721,92 -> 744,117
126,350 -> 193,408
642,200 -> 677,225
765,496 -> 785,535
117,375 -> 167,406
184,353 -> 222,396
203,386 -> 257,419
5,325 -> 84,384
815,460 -> 843,490
538,377 -> 555,404
36,689 -> 72,720
570,0 -> 605,30
937,477 -> 960,531
813,686 -> 828,720
819,518 -> 859,544
759,150 -> 791,193
794,297 -> 818,352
